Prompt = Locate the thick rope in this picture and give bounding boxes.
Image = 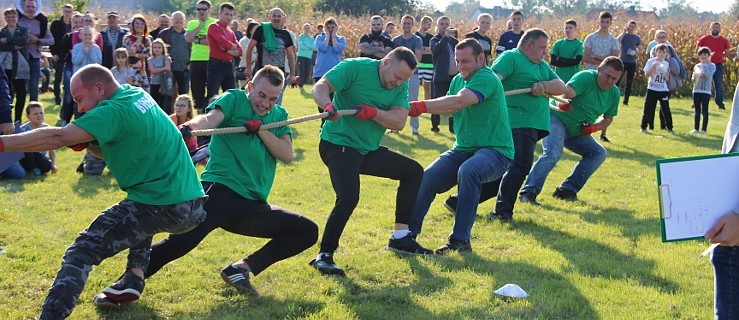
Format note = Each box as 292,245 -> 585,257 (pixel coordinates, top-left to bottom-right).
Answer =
191,109 -> 356,136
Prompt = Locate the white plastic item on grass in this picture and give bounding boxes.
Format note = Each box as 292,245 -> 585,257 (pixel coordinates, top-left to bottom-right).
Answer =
494,283 -> 528,298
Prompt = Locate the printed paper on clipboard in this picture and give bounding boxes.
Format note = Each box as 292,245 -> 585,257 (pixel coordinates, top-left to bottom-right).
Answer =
656,153 -> 739,242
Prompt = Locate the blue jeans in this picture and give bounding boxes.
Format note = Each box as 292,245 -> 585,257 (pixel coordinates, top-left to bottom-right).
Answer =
409,148 -> 511,241
1,161 -> 26,179
523,116 -> 606,195
714,63 -> 725,108
494,128 -> 541,215
27,57 -> 40,101
712,245 -> 739,319
206,59 -> 236,103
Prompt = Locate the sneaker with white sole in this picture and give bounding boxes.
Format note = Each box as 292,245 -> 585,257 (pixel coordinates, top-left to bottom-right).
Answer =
92,293 -> 121,310
386,233 -> 433,255
102,270 -> 145,303
220,263 -> 259,296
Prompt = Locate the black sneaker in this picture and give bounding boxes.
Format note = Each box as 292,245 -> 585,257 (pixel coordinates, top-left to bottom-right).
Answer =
431,127 -> 440,133
519,192 -> 541,206
600,134 -> 611,143
309,253 -> 346,276
443,195 -> 457,214
386,233 -> 433,255
435,238 -> 472,254
220,263 -> 259,296
552,187 -> 578,201
102,270 -> 145,303
92,293 -> 121,310
488,211 -> 513,223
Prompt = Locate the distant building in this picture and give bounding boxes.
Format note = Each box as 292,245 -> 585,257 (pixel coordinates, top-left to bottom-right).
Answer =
470,6 -> 515,21
587,6 -> 660,21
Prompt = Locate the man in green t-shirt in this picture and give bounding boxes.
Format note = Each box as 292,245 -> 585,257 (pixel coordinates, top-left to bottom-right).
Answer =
91,66 -> 318,306
446,28 -> 566,223
185,0 -> 217,111
309,47 -> 432,276
0,65 -> 207,319
521,57 -> 623,203
550,19 -> 583,83
406,39 -> 514,253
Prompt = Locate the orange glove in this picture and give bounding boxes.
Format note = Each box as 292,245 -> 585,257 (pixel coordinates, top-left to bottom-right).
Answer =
557,100 -> 572,112
324,103 -> 338,121
408,101 -> 427,117
68,143 -> 89,152
354,104 -> 378,120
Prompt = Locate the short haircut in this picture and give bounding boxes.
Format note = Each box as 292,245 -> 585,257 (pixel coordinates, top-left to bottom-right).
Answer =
159,14 -> 170,19
219,2 -> 234,11
518,28 -> 549,48
387,47 -> 418,70
73,64 -> 116,88
711,21 -> 720,27
26,101 -> 43,114
565,19 -> 577,27
196,0 -> 212,8
246,22 -> 259,38
456,38 -> 483,57
171,11 -> 185,20
385,21 -> 395,27
4,8 -> 18,16
401,15 -> 414,23
599,56 -> 624,72
152,38 -> 167,55
511,10 -> 523,18
697,46 -> 712,56
654,43 -> 668,52
303,22 -> 311,28
370,15 -> 383,22
628,20 -> 636,25
599,11 -> 612,20
253,65 -> 285,87
324,17 -> 337,26
437,16 -> 450,24
421,16 -> 433,24
478,13 -> 492,22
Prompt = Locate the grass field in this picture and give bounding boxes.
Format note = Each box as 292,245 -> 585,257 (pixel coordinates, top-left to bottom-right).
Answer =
0,86 -> 728,319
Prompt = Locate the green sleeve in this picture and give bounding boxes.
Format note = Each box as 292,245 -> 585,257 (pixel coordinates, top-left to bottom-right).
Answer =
543,61 -> 559,80
209,91 -> 236,121
271,107 -> 292,138
550,40 -> 560,55
393,82 -> 410,109
491,51 -> 514,79
465,70 -> 494,99
73,103 -> 122,144
567,71 -> 590,96
576,42 -> 584,56
324,60 -> 355,93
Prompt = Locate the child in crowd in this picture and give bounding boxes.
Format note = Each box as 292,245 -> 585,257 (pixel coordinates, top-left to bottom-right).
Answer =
170,95 -> 208,164
19,102 -> 57,175
691,46 -> 716,135
111,48 -> 136,86
641,44 -> 673,134
39,55 -> 51,93
148,39 -> 173,113
71,26 -> 102,73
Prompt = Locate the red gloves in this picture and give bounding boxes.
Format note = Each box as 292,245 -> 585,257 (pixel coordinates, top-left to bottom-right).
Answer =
324,103 -> 338,121
581,123 -> 599,135
354,104 -> 378,120
557,100 -> 572,112
244,120 -> 262,135
68,143 -> 89,151
178,123 -> 192,138
0,137 -> 4,152
408,101 -> 427,117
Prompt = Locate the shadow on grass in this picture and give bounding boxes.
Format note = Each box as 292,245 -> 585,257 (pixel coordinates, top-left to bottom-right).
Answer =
517,221 -> 679,294
0,174 -> 50,193
606,144 -> 664,167
198,294 -> 326,319
578,203 -> 661,244
383,131 -> 457,157
96,301 -> 163,320
72,174 -> 116,198
431,251 -> 599,319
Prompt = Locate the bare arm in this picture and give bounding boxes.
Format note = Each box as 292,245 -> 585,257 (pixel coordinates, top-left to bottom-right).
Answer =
359,42 -> 385,57
312,77 -> 334,107
372,106 -> 409,131
257,132 -> 293,164
184,21 -> 205,42
423,88 -> 480,114
186,108 -> 225,130
1,124 -> 94,152
594,116 -> 614,131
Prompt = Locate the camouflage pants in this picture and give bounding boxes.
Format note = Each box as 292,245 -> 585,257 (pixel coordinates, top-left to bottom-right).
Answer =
39,197 -> 207,319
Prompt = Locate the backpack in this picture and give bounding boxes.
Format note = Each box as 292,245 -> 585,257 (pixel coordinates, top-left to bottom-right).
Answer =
666,46 -> 687,92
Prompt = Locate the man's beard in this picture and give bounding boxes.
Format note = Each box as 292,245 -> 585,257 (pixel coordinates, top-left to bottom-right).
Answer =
712,30 -> 720,36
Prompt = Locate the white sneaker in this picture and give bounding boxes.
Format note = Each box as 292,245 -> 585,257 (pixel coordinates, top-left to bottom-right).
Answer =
689,129 -> 699,134
640,129 -> 649,134
699,130 -> 707,135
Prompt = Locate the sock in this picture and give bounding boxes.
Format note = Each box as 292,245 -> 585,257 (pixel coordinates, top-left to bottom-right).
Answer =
316,252 -> 331,261
391,229 -> 411,239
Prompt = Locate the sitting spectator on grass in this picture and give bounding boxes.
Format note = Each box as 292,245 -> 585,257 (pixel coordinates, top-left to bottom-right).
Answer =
18,101 -> 56,175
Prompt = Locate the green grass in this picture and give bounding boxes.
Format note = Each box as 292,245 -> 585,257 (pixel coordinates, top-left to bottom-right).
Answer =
0,87 -> 726,319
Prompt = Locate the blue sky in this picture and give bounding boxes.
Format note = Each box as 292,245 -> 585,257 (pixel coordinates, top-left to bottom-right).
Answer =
422,0 -> 728,14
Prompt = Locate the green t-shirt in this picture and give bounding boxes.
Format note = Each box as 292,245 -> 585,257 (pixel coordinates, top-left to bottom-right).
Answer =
553,70 -> 620,136
550,38 -> 583,82
200,89 -> 292,202
492,49 -> 560,132
187,18 -> 217,61
448,66 -> 514,159
73,85 -> 204,205
320,58 -> 410,154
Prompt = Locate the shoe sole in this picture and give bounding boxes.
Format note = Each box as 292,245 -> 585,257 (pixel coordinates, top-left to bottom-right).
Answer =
385,246 -> 433,255
102,288 -> 141,303
443,202 -> 456,214
93,293 -> 122,309
220,272 -> 260,296
309,259 -> 346,276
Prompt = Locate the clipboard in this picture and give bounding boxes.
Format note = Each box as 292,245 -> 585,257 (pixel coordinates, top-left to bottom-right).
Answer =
656,153 -> 739,242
